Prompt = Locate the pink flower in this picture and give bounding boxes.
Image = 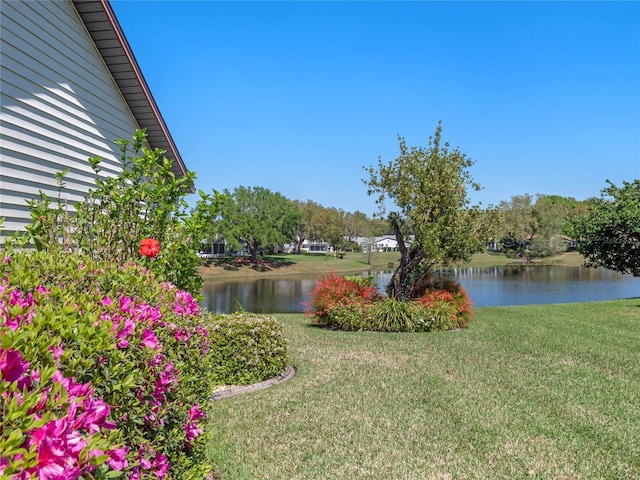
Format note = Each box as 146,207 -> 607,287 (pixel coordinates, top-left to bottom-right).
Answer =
184,422 -> 202,443
107,447 -> 128,470
152,453 -> 170,479
141,329 -> 161,350
49,344 -> 64,361
173,328 -> 190,344
188,403 -> 205,422
0,348 -> 30,388
173,290 -> 200,316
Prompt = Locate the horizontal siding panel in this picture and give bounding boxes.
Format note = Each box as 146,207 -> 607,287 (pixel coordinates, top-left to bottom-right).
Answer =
1,102 -> 125,173
1,135 -> 123,184
0,149 -> 103,187
1,101 -> 126,170
2,4 -> 120,103
1,25 -> 136,134
0,0 -> 143,236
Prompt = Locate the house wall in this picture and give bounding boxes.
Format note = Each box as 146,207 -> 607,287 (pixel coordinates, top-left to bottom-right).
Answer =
0,0 -> 139,235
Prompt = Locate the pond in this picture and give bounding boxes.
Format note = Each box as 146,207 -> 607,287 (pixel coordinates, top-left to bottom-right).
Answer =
200,265 -> 640,314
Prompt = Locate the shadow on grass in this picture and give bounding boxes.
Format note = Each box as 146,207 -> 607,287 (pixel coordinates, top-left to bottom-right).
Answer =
202,256 -> 295,272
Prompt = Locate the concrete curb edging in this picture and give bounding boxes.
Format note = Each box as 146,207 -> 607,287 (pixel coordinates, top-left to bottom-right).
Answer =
211,364 -> 296,401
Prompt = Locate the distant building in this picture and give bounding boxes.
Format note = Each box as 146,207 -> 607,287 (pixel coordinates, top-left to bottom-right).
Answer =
353,235 -> 411,253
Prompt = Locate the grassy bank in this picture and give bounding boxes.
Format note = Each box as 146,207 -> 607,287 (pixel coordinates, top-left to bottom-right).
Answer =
199,251 -> 586,280
207,299 -> 640,479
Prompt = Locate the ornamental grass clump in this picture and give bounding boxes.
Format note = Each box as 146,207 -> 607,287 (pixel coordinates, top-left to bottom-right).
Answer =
0,249 -> 215,479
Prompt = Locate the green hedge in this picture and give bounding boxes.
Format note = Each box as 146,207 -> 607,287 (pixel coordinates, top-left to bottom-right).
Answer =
205,312 -> 288,386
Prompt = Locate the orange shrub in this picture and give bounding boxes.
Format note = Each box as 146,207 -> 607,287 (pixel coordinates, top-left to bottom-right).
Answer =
305,272 -> 382,323
412,277 -> 474,328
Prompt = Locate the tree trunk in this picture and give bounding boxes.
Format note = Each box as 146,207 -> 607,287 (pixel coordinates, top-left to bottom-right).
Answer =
385,216 -> 424,300
250,242 -> 259,262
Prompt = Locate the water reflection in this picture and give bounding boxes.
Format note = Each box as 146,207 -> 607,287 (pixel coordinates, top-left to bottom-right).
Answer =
201,276 -> 318,314
201,266 -> 640,314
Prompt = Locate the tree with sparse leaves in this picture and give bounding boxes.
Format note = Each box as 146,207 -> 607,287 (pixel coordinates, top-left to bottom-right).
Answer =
567,180 -> 640,276
364,123 -> 489,300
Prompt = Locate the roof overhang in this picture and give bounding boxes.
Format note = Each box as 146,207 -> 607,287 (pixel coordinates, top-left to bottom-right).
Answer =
72,0 -> 190,184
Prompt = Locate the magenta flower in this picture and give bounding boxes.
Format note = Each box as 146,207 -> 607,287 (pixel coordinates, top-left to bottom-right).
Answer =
141,329 -> 161,350
101,296 -> 113,307
188,403 -> 205,422
184,422 -> 202,443
173,328 -> 190,344
49,343 -> 64,360
0,348 -> 30,388
107,447 -> 129,470
173,290 -> 200,316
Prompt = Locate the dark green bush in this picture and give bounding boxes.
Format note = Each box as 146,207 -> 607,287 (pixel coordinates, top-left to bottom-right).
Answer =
205,312 -> 288,386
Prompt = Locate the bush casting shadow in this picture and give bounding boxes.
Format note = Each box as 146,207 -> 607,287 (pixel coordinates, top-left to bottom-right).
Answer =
203,256 -> 295,272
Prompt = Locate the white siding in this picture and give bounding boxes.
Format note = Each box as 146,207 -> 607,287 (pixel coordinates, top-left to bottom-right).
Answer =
0,0 -> 139,235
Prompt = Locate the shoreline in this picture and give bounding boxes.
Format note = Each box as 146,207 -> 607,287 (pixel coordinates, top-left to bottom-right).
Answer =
199,251 -> 586,281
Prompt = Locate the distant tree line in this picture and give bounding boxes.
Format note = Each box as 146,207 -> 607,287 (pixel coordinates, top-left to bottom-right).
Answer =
198,187 -> 392,260
197,185 -> 610,264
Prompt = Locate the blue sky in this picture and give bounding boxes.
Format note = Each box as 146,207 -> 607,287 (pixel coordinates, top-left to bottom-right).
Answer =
110,1 -> 640,216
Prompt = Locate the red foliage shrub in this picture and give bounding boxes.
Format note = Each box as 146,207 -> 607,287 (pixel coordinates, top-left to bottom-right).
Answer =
412,277 -> 474,328
305,272 -> 382,322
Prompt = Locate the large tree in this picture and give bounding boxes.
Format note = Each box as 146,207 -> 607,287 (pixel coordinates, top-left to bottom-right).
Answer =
219,186 -> 302,261
568,180 -> 640,276
292,199 -> 324,254
315,207 -> 347,253
364,123 -> 488,300
496,194 -> 539,259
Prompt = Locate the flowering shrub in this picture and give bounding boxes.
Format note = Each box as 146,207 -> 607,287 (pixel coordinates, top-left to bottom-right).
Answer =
412,277 -> 474,328
20,129 -> 223,295
306,272 -> 382,324
306,273 -> 473,332
0,250 -> 215,479
140,238 -> 161,258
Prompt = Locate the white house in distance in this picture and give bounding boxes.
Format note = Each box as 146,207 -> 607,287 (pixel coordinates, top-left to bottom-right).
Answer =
0,0 -> 188,237
353,236 -> 411,253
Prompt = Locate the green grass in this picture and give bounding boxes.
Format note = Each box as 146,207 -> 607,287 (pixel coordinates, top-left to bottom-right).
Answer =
206,299 -> 640,479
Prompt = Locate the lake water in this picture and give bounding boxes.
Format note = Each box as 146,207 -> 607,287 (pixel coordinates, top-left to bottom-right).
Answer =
200,265 -> 640,314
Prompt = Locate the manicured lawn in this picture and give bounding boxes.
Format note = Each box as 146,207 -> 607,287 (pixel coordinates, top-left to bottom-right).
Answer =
206,299 -> 640,479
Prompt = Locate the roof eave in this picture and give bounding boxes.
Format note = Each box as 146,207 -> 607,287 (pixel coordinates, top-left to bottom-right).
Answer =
71,0 -> 192,190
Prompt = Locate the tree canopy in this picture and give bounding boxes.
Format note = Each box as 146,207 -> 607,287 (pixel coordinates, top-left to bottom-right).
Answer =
568,180 -> 640,276
364,123 -> 488,300
219,186 -> 302,261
